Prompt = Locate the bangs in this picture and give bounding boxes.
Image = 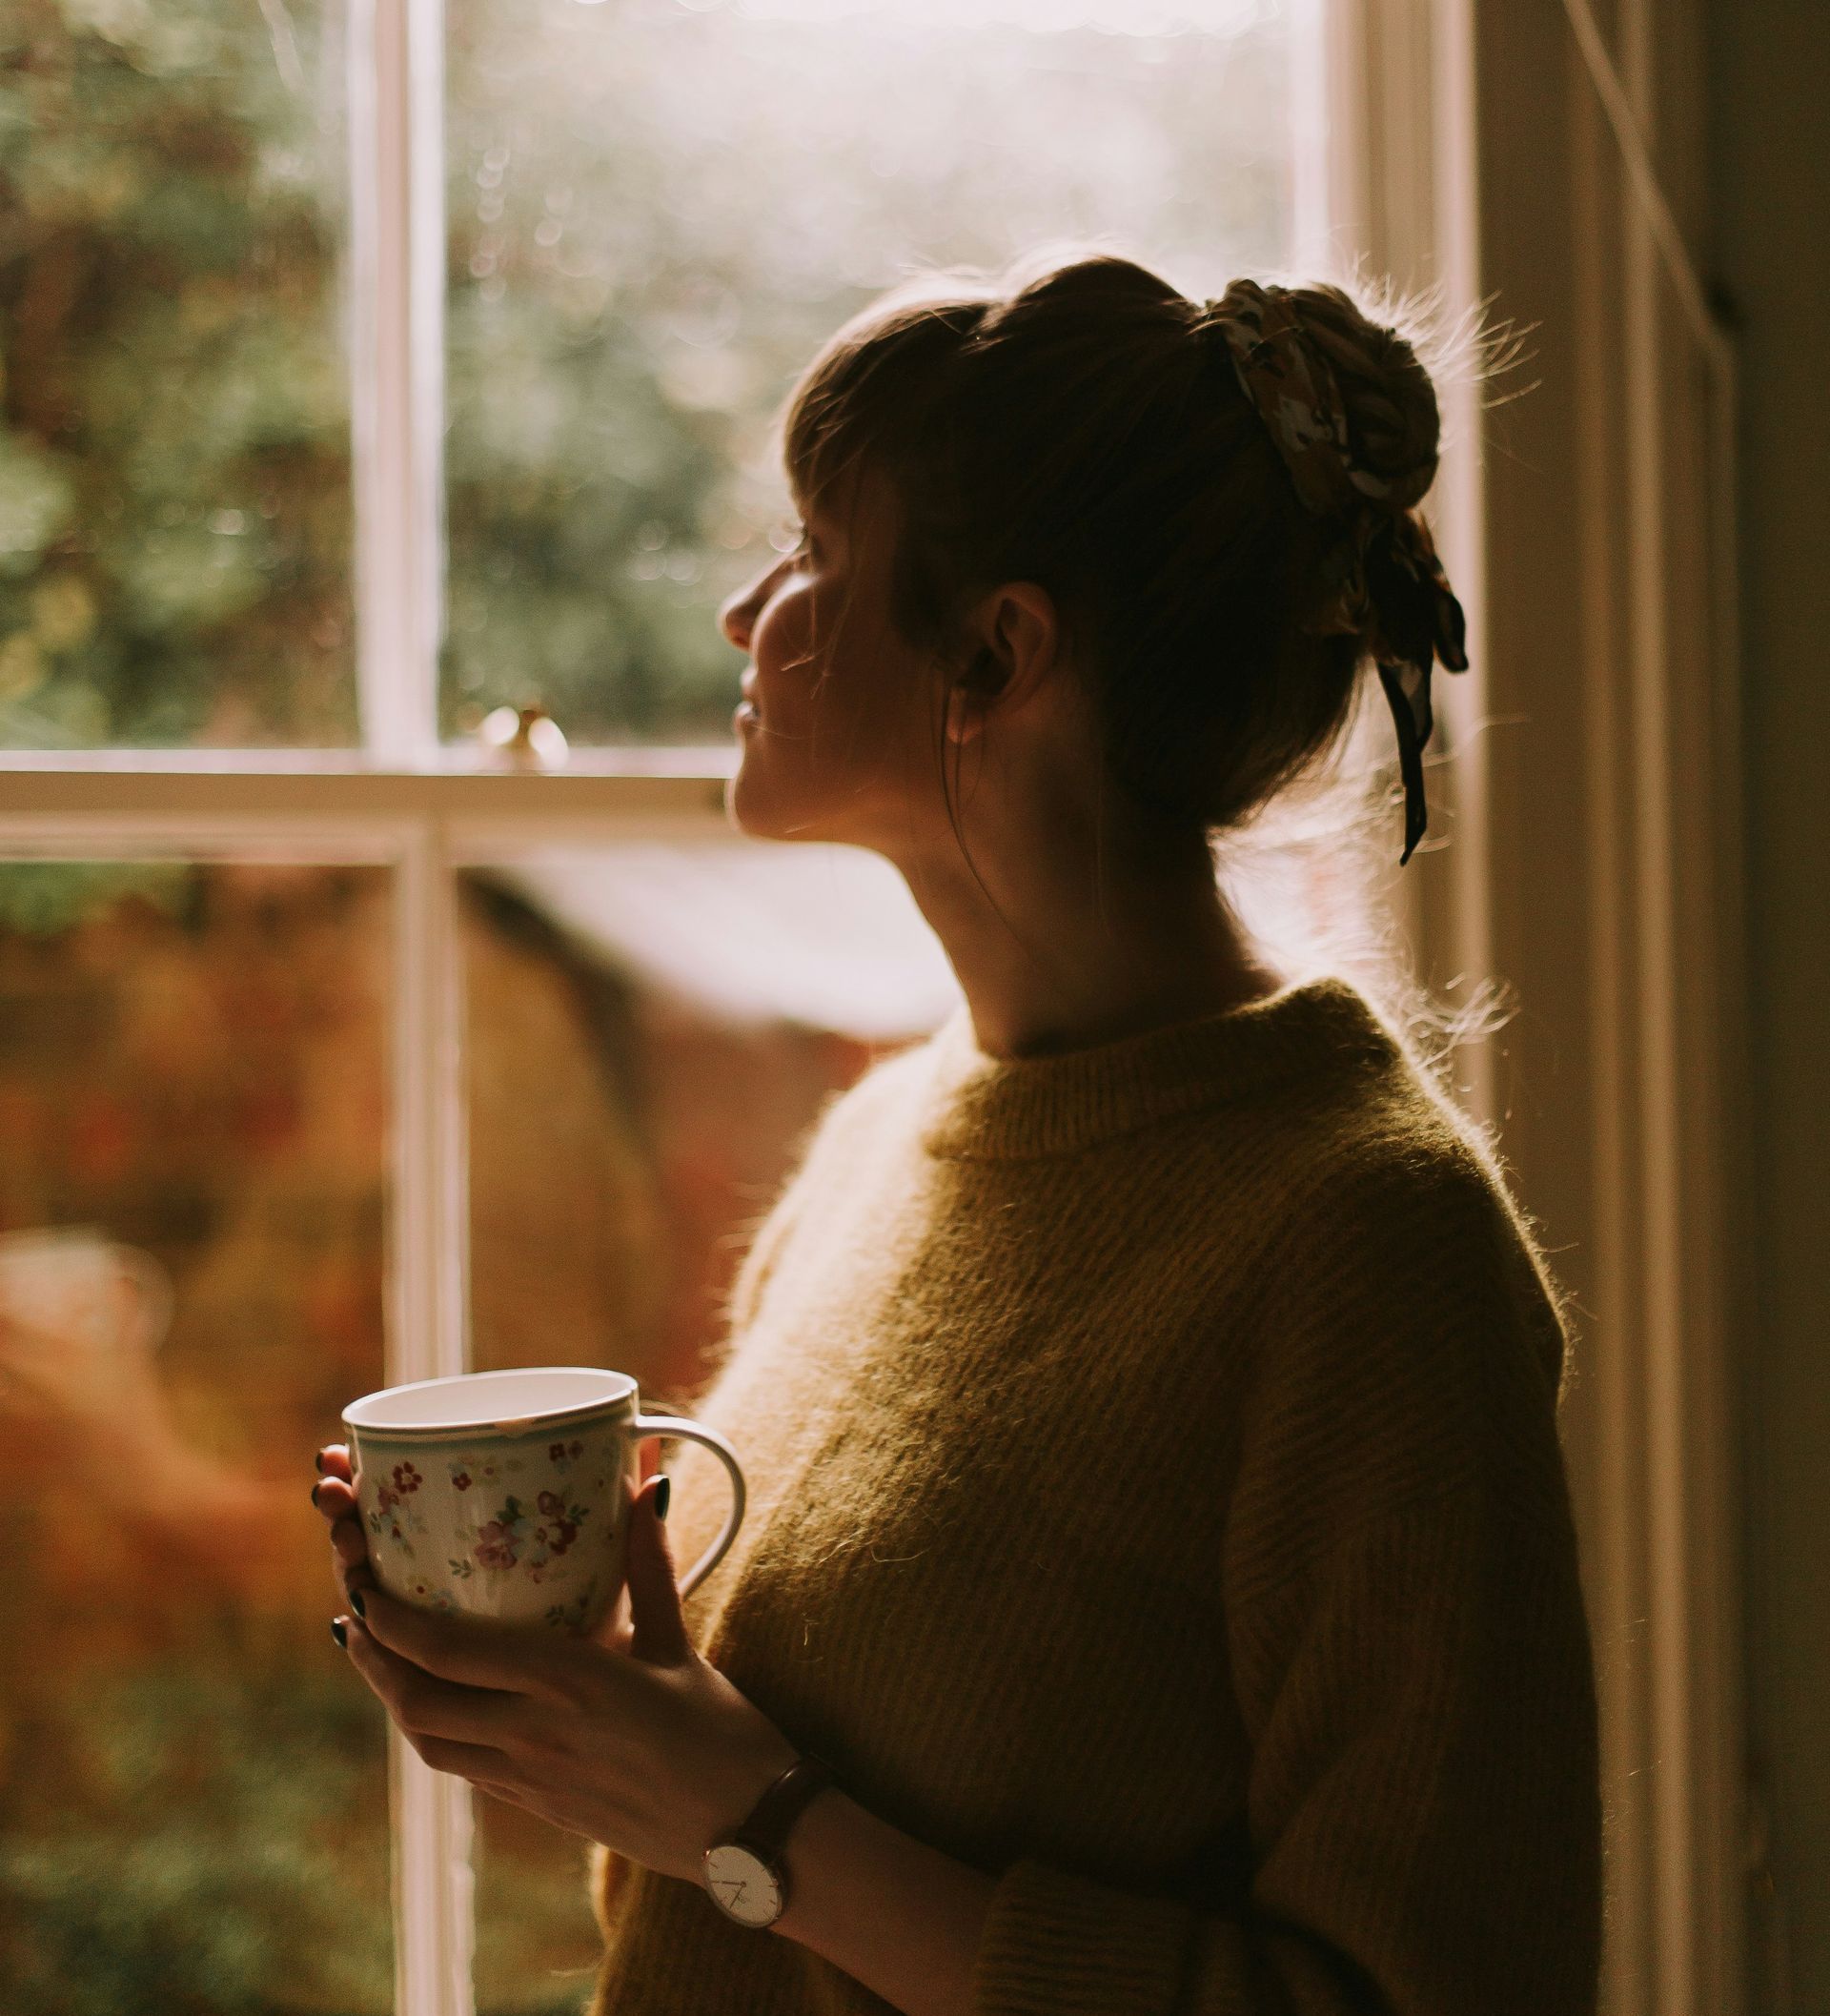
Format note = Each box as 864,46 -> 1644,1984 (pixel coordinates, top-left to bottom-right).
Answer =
779,275 -> 1001,521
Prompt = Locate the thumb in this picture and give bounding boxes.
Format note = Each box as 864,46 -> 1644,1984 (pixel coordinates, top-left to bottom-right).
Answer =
625,1475 -> 690,1666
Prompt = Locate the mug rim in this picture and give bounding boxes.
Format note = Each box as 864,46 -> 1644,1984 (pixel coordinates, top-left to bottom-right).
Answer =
342,1366 -> 637,1441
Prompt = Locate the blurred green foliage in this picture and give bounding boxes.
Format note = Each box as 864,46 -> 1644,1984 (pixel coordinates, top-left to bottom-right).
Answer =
0,854 -> 195,932
0,1659 -> 395,2015
0,0 -> 358,747
3,0 -> 1291,750
439,0 -> 1293,744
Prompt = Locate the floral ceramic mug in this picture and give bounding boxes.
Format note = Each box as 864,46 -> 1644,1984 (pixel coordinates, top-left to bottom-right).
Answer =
340,1367 -> 746,1635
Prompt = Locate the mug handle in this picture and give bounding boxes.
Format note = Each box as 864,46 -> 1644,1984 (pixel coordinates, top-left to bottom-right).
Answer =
625,1413 -> 747,1599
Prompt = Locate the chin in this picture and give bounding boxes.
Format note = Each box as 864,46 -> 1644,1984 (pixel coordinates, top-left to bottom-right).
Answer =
725,762 -> 803,844
722,768 -> 763,839
725,763 -> 850,848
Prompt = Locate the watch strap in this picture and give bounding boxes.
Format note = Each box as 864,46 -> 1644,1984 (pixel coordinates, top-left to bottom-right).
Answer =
733,1754 -> 834,1858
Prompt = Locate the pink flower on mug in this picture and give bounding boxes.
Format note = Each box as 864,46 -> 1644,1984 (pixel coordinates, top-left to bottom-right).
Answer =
391,1462 -> 422,1496
474,1523 -> 519,1570
531,1490 -> 586,1556
449,1467 -> 473,1490
472,1494 -> 531,1570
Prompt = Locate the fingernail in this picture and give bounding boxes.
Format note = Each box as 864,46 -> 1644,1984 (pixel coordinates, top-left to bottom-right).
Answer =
350,1587 -> 367,1619
331,1618 -> 348,1650
655,1474 -> 671,1522
315,1451 -> 327,1475
310,1482 -> 321,1508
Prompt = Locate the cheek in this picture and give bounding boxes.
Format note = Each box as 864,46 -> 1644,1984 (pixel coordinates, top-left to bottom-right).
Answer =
751,578 -> 820,680
808,636 -> 913,751
751,584 -> 932,771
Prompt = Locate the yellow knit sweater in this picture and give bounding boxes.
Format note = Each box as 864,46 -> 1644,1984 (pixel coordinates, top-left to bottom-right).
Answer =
587,975 -> 1603,2015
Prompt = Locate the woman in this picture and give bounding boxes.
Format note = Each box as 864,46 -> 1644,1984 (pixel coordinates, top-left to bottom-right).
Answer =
313,252 -> 1603,2016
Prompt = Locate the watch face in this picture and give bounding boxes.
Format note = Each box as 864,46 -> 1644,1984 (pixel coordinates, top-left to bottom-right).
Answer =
702,1842 -> 784,1928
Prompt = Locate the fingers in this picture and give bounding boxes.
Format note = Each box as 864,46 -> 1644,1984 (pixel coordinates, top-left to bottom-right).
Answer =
337,1612 -> 525,1756
412,1734 -> 523,1791
333,1531 -> 375,1613
625,1475 -> 690,1667
315,1442 -> 355,1484
312,1451 -> 375,1605
348,1581 -> 553,1697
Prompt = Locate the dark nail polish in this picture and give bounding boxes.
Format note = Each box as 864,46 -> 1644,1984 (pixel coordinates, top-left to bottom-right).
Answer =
310,1481 -> 321,1508
350,1587 -> 367,1619
655,1474 -> 671,1522
331,1618 -> 348,1650
315,1450 -> 326,1475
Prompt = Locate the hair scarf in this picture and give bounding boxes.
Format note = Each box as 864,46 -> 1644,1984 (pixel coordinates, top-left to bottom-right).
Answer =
1206,276 -> 1471,866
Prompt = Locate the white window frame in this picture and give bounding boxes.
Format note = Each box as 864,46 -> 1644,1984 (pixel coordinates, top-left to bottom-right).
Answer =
6,5 -> 1747,2013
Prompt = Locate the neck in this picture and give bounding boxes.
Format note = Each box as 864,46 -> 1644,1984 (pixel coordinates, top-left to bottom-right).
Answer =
891,816 -> 1286,1064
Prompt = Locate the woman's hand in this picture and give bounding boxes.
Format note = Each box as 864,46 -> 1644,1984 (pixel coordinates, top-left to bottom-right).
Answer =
312,1444 -> 799,1886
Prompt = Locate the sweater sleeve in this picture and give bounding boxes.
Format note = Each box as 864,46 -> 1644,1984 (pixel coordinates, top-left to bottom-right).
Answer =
970,1159 -> 1604,2016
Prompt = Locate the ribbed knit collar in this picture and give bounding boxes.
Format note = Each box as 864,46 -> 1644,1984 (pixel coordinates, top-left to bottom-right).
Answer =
917,974 -> 1402,1160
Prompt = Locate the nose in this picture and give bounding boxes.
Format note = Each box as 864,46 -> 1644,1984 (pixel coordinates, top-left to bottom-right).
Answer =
719,555 -> 784,652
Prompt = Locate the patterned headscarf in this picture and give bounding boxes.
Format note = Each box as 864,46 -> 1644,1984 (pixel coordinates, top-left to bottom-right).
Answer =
1205,276 -> 1470,866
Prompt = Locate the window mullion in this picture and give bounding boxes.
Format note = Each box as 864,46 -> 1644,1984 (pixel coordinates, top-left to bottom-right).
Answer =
351,0 -> 444,761
390,819 -> 476,2016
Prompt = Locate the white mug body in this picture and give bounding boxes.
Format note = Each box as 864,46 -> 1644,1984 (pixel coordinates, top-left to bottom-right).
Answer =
341,1367 -> 745,1633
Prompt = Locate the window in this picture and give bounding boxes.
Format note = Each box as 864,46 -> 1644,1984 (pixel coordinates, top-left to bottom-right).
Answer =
0,3 -> 1318,2011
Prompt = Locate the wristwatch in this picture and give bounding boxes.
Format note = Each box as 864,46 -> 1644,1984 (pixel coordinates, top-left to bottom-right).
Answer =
701,1753 -> 835,1929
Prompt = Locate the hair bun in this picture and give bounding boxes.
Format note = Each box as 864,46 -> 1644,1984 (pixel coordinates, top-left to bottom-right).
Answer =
1286,283 -> 1442,513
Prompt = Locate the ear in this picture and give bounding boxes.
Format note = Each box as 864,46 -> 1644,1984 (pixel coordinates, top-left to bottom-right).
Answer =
944,581 -> 1061,747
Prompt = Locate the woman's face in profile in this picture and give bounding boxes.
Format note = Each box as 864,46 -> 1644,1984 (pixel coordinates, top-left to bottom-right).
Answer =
717,462 -> 946,856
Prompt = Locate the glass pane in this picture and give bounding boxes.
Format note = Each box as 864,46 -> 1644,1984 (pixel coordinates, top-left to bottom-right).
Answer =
441,0 -> 1297,746
0,861 -> 393,2012
460,837 -> 955,2014
0,4 -> 356,748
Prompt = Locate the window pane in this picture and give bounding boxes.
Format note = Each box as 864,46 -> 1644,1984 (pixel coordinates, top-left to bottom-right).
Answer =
0,5 -> 356,748
459,839 -> 953,2012
440,0 -> 1296,745
0,862 -> 393,2012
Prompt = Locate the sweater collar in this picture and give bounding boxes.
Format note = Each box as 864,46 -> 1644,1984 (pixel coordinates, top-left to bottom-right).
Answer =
916,975 -> 1402,1160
